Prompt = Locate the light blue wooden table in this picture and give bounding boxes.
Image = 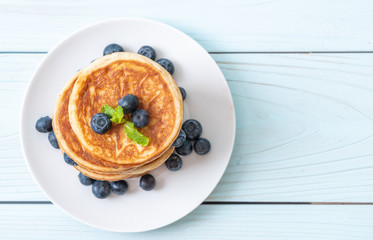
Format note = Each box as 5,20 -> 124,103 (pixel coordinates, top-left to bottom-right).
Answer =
2,0 -> 373,239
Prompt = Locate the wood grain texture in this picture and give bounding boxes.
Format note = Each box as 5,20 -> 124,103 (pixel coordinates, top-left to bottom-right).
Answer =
0,54 -> 44,200
2,0 -> 373,238
1,0 -> 373,52
1,204 -> 373,239
211,53 -> 373,202
2,53 -> 373,202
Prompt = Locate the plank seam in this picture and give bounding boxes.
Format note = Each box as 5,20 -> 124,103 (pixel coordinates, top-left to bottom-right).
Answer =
209,51 -> 373,54
2,51 -> 373,55
0,51 -> 48,54
1,201 -> 373,205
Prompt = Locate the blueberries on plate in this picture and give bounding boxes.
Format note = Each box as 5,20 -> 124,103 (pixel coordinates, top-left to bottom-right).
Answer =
110,180 -> 128,195
139,174 -> 156,191
165,153 -> 183,171
78,172 -> 95,186
131,109 -> 150,128
179,87 -> 186,101
138,46 -> 156,60
64,153 -> 77,166
48,131 -> 59,149
156,58 -> 175,75
103,43 -> 124,56
118,94 -> 139,114
175,139 -> 193,156
172,129 -> 186,148
182,119 -> 202,141
35,116 -> 52,133
91,113 -> 112,134
92,181 -> 111,199
194,138 -> 211,155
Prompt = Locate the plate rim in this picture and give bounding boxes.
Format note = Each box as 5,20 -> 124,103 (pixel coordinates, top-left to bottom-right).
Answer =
19,17 -> 236,232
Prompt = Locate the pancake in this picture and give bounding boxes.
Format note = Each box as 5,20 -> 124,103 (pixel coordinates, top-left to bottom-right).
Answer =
53,72 -> 147,173
73,147 -> 174,181
69,52 -> 183,167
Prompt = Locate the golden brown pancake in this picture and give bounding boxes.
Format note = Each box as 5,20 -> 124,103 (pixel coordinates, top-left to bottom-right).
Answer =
73,147 -> 174,181
69,52 -> 183,167
53,73 -> 149,173
53,52 -> 183,176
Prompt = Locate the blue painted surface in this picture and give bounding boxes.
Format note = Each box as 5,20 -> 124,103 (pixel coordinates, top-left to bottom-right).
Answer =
1,0 -> 373,238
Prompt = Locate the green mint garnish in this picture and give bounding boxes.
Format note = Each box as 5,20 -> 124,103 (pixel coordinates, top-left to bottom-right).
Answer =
101,104 -> 115,117
101,103 -> 149,146
111,106 -> 126,124
101,105 -> 125,124
124,121 -> 149,146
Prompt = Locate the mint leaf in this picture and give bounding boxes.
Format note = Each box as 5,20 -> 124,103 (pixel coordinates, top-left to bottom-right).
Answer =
101,105 -> 115,118
102,105 -> 125,124
101,104 -> 149,145
110,106 -> 125,124
124,122 -> 149,146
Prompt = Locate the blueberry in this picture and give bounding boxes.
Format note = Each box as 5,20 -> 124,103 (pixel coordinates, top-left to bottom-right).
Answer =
139,174 -> 156,191
64,153 -> 77,166
48,131 -> 59,149
175,139 -> 193,156
156,58 -> 174,75
103,43 -> 124,56
172,129 -> 186,147
92,181 -> 111,199
90,113 -> 112,134
78,172 -> 95,186
182,119 -> 202,141
179,87 -> 186,101
118,94 -> 139,114
138,46 -> 156,60
35,116 -> 52,133
110,180 -> 128,195
194,138 -> 211,155
165,154 -> 183,171
131,109 -> 150,128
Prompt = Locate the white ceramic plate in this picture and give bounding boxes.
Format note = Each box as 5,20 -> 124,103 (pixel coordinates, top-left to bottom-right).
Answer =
20,18 -> 235,232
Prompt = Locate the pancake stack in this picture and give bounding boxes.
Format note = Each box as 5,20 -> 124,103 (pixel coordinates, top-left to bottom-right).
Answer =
53,52 -> 183,181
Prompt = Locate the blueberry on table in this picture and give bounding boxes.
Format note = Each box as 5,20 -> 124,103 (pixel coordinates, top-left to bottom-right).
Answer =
78,172 -> 95,186
165,153 -> 183,171
48,131 -> 59,149
91,113 -> 112,134
179,87 -> 186,101
175,139 -> 193,156
172,129 -> 186,148
182,119 -> 202,141
194,138 -> 211,155
110,180 -> 128,195
64,153 -> 78,166
139,174 -> 156,191
103,43 -> 124,56
35,116 -> 52,133
118,94 -> 139,114
92,181 -> 111,199
138,45 -> 156,60
131,109 -> 150,128
156,58 -> 175,75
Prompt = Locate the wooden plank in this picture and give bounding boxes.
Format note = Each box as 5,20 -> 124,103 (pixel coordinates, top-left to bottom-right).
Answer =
2,53 -> 373,202
0,54 -> 45,200
1,204 -> 373,239
1,0 -> 373,52
211,53 -> 373,202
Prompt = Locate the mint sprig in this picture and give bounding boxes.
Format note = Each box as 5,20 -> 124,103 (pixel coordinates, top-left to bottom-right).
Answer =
124,121 -> 149,146
101,104 -> 149,146
101,105 -> 125,124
